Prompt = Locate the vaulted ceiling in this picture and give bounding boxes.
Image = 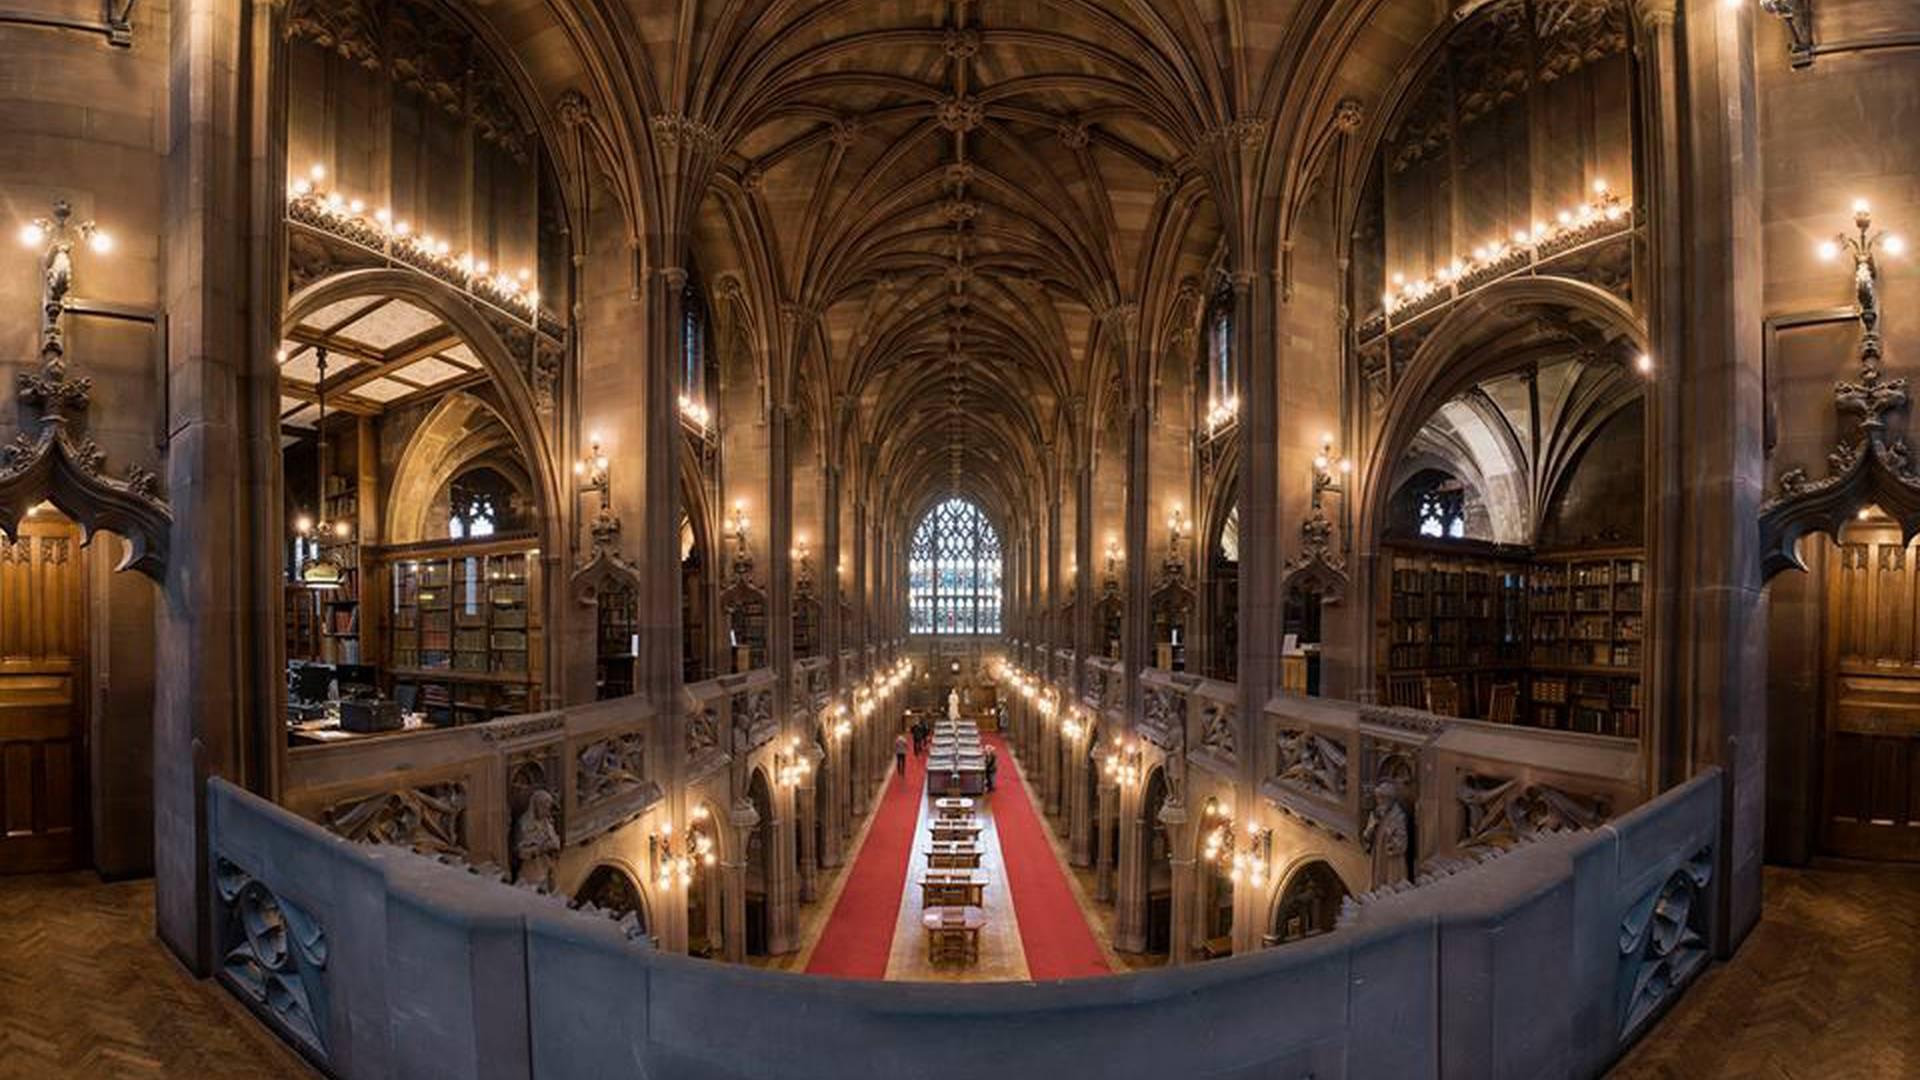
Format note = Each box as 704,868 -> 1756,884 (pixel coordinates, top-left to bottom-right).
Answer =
460,0 -> 1467,529
688,0 -> 1241,527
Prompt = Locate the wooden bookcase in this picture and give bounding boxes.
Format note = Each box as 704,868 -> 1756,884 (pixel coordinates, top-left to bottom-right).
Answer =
385,535 -> 543,725
1380,543 -> 1644,737
597,584 -> 638,700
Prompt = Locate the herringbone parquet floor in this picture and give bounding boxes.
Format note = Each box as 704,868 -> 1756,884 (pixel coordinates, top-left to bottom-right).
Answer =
1611,862 -> 1920,1080
0,873 -> 315,1079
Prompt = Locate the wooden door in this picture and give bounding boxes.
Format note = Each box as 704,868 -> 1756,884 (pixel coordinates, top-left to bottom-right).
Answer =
0,512 -> 87,873
1822,525 -> 1920,860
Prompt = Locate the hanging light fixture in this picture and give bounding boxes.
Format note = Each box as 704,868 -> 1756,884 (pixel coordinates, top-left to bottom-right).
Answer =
297,346 -> 347,590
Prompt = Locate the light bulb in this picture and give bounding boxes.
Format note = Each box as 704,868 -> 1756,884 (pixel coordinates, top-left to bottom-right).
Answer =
1592,178 -> 1610,195
1854,198 -> 1872,215
1886,235 -> 1907,257
18,222 -> 45,247
1636,352 -> 1655,375
87,231 -> 112,255
1817,240 -> 1840,261
309,163 -> 327,181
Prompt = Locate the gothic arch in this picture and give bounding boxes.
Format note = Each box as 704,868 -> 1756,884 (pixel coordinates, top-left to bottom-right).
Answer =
1265,856 -> 1352,946
282,269 -> 563,563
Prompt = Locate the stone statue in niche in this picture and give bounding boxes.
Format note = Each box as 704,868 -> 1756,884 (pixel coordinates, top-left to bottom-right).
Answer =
948,688 -> 961,722
513,788 -> 560,891
1363,779 -> 1411,889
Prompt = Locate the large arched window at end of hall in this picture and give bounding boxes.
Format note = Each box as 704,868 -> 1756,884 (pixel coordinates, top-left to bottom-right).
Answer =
908,498 -> 1003,635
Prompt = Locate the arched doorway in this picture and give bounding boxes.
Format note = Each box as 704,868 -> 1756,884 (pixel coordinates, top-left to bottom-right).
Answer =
686,800 -> 721,958
1140,768 -> 1172,956
745,770 -> 775,956
574,864 -> 650,937
1267,859 -> 1350,946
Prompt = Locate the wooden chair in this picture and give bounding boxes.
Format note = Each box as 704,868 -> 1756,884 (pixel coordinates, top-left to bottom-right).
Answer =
1424,676 -> 1460,718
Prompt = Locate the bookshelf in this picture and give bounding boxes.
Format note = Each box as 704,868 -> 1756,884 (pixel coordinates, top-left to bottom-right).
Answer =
597,584 -> 638,700
386,537 -> 542,724
1380,543 -> 1644,737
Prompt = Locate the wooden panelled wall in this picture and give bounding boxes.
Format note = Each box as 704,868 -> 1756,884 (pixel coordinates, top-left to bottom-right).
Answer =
1824,523 -> 1920,860
0,514 -> 87,872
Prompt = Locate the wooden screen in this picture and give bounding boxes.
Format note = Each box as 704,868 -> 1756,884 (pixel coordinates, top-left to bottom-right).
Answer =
1824,525 -> 1920,859
0,514 -> 87,873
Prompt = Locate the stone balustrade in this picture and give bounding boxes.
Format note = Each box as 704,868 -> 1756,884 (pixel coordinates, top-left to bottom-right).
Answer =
207,766 -> 1721,1079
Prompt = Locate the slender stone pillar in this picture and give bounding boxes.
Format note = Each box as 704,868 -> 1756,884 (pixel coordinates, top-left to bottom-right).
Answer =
1113,787 -> 1147,952
796,777 -> 819,902
1067,731 -> 1092,865
1094,778 -> 1118,901
1163,800 -> 1194,967
722,800 -> 755,963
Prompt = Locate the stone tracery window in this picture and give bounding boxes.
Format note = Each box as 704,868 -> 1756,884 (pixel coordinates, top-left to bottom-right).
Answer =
1417,485 -> 1466,539
908,497 -> 1002,635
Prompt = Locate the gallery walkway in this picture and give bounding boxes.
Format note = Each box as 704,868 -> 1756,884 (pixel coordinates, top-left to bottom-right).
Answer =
1609,861 -> 1920,1078
802,730 -> 1112,981
0,873 -> 314,1079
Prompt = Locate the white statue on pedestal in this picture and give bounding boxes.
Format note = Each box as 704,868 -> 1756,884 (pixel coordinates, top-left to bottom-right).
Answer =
947,688 -> 961,722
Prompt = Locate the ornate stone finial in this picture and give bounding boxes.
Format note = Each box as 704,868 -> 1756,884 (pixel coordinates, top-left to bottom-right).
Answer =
555,90 -> 592,130
1333,98 -> 1366,132
936,95 -> 984,133
944,27 -> 981,59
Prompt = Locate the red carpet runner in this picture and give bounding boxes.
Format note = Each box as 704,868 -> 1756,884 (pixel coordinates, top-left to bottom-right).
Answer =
985,734 -> 1113,980
804,745 -> 924,977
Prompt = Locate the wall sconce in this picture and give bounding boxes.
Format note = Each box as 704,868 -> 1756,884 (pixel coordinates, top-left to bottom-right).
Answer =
574,435 -> 610,495
1104,735 -> 1142,789
1311,433 -> 1352,511
729,500 -> 751,545
651,811 -> 715,891
1166,505 -> 1187,546
1201,797 -> 1271,888
1061,708 -> 1085,742
20,199 -> 112,365
778,734 -> 813,788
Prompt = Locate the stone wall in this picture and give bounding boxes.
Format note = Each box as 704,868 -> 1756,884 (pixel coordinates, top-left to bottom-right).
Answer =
208,767 -> 1721,1080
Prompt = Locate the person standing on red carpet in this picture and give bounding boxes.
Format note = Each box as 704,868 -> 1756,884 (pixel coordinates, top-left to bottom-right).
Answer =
894,732 -> 909,775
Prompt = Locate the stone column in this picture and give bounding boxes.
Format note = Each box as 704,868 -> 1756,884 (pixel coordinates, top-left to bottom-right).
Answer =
156,0 -> 281,972
1094,776 -> 1118,901
1676,0 -> 1767,953
1162,800 -> 1194,967
722,799 -> 756,963
1113,785 -> 1147,952
796,773 -> 819,902
767,784 -> 798,954
1067,729 -> 1092,865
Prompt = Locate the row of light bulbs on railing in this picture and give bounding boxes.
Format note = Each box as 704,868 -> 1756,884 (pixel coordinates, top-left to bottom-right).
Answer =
777,734 -> 812,788
1105,734 -> 1142,789
287,164 -> 541,314
1382,179 -> 1626,316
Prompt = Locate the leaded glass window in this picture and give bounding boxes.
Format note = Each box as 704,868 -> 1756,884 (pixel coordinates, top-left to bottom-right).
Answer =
908,498 -> 1002,634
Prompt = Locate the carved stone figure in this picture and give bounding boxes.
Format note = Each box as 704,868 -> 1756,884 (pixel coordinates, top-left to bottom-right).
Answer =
321,783 -> 466,855
1362,779 -> 1411,889
686,708 -> 719,758
577,733 -> 647,806
512,789 -> 561,891
1457,773 -> 1611,848
1200,702 -> 1237,759
1276,728 -> 1348,798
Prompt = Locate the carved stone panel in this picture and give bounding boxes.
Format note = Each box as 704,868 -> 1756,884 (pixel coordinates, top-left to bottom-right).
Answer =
577,732 -> 647,807
214,858 -> 330,1061
1618,847 -> 1713,1041
1275,728 -> 1348,801
320,782 -> 467,856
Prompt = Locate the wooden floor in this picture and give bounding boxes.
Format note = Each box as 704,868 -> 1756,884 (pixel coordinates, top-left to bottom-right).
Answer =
0,873 -> 315,1079
1611,861 -> 1920,1079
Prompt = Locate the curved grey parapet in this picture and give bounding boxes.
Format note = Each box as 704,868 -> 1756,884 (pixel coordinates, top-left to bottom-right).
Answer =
208,769 -> 1722,1080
